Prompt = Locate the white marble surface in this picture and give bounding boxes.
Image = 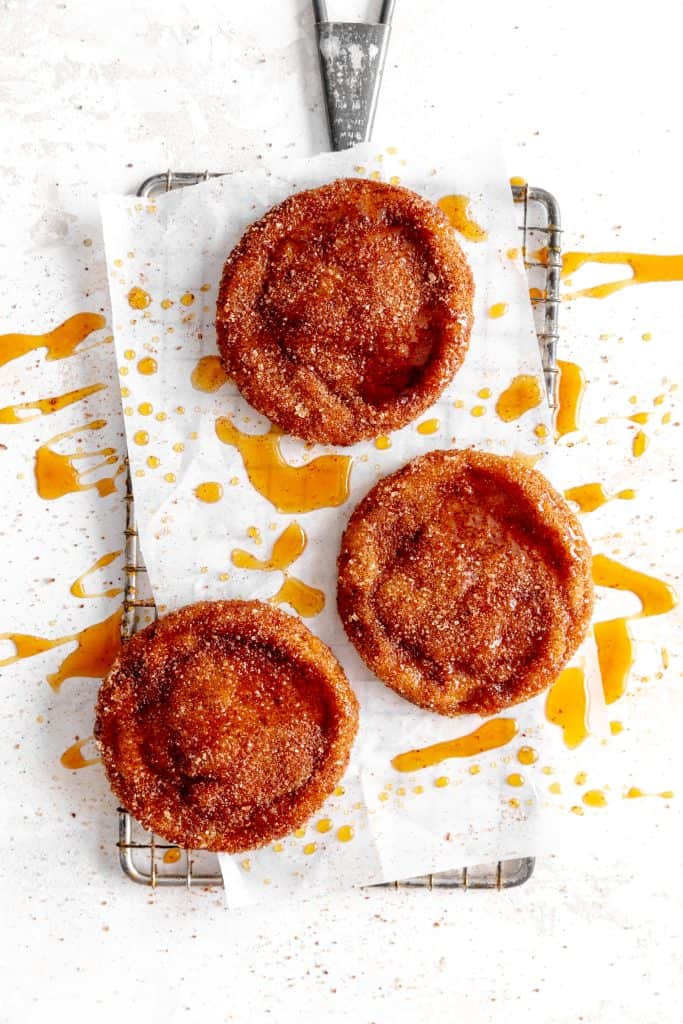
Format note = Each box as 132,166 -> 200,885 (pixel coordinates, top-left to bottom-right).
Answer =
1,1 -> 681,1020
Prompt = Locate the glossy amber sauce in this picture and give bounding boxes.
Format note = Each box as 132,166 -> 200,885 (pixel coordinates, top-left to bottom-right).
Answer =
436,195 -> 488,242
582,789 -> 607,808
34,421 -> 122,500
337,825 -> 354,842
417,418 -> 440,435
163,848 -> 182,864
0,312 -> 107,368
632,430 -> 648,457
215,417 -> 351,514
232,522 -> 325,618
271,577 -> 325,618
375,435 -> 391,450
592,554 -> 677,706
555,360 -> 585,437
391,718 -> 518,772
488,302 -> 508,319
564,483 -> 637,514
517,746 -> 538,766
0,608 -> 122,691
545,667 -> 589,748
625,787 -> 674,800
60,736 -> 101,770
495,375 -> 542,422
194,482 -> 223,503
70,551 -> 123,599
0,383 -> 105,424
562,251 -> 683,300
191,355 -> 229,393
506,773 -> 524,787
136,357 -> 157,375
127,287 -> 151,310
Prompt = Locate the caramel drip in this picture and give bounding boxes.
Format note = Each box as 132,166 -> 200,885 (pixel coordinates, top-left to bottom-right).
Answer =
60,737 -> 101,770
195,482 -> 223,503
163,848 -> 182,863
232,523 -> 325,618
0,313 -> 107,368
191,355 -> 229,393
34,420 -> 123,500
0,608 -> 122,691
232,522 -> 306,572
272,577 -> 325,618
417,418 -> 440,435
391,718 -> 518,772
436,195 -> 488,242
70,551 -> 123,600
545,667 -> 589,748
488,302 -> 508,319
632,430 -> 648,457
0,383 -> 105,425
592,554 -> 677,706
625,787 -> 674,800
564,483 -> 637,514
555,360 -> 585,437
215,417 -> 351,514
495,375 -> 543,422
375,435 -> 391,450
562,251 -> 683,300
582,790 -> 607,808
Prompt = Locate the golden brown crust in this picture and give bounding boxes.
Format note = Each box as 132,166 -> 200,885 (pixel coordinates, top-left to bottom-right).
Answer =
94,600 -> 359,852
216,178 -> 474,446
337,449 -> 594,716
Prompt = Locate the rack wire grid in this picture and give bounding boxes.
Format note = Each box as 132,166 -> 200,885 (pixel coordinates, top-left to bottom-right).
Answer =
116,174 -> 561,889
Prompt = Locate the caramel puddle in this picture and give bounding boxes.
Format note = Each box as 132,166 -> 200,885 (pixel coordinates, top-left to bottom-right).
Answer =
495,375 -> 543,422
34,420 -> 123,500
0,383 -> 105,425
232,522 -> 325,618
191,355 -> 229,393
391,718 -> 518,772
437,195 -> 488,242
0,608 -> 122,691
555,360 -> 585,437
216,417 -> 351,513
562,251 -> 683,300
60,737 -> 101,770
564,483 -> 636,514
545,667 -> 589,748
0,313 -> 107,368
70,551 -> 123,600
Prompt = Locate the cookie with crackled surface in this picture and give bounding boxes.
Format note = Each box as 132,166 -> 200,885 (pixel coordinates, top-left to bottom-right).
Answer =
95,601 -> 359,852
216,178 -> 474,446
337,449 -> 593,716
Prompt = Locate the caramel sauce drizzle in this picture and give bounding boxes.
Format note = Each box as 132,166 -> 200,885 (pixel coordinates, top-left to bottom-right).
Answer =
0,383 -> 105,425
564,483 -> 636,513
391,718 -> 518,773
555,360 -> 585,437
0,313 -> 107,368
70,551 -> 123,600
436,195 -> 488,242
231,522 -> 325,618
215,417 -> 351,514
0,608 -> 122,691
592,554 -> 677,706
34,420 -> 123,500
191,355 -> 229,393
545,667 -> 589,749
562,251 -> 683,300
495,374 -> 543,422
547,557 -> 676,746
60,736 -> 101,770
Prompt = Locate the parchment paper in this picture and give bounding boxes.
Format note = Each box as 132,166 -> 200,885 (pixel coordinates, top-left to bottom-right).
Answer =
101,140 -> 607,907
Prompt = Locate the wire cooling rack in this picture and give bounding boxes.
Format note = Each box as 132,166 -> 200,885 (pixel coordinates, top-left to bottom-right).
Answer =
116,175 -> 561,889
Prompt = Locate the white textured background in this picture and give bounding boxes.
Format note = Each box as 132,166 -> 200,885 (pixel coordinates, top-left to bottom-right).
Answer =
1,1 -> 681,1021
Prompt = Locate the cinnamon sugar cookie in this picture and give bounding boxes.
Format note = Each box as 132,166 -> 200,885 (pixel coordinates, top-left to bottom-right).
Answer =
216,178 -> 474,446
95,601 -> 358,852
337,449 -> 593,716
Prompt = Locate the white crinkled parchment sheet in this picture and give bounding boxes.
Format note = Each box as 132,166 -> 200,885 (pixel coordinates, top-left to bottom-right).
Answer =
101,140 -> 606,907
